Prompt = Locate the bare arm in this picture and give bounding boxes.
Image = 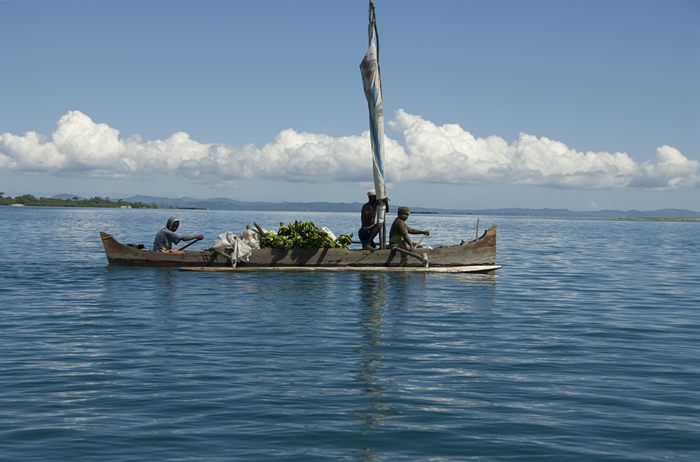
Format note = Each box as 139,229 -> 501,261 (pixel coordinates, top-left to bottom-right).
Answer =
398,221 -> 413,247
406,226 -> 429,236
382,197 -> 389,214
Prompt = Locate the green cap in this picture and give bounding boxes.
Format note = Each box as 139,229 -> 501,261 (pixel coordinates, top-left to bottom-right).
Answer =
398,206 -> 410,215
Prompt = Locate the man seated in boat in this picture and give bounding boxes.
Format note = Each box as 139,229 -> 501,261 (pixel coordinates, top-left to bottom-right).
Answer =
153,216 -> 204,252
359,189 -> 389,250
389,206 -> 429,251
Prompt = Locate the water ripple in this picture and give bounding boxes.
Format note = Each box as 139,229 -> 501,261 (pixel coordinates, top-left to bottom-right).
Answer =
1,209 -> 698,461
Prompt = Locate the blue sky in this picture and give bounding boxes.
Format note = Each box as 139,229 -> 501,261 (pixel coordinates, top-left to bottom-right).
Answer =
1,0 -> 698,211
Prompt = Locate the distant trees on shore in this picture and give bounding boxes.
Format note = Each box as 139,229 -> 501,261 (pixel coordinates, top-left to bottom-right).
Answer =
0,192 -> 157,209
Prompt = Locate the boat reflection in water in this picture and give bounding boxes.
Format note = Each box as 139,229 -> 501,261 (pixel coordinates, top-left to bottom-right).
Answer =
354,273 -> 400,436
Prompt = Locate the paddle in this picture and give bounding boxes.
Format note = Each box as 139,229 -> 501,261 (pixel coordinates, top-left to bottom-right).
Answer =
178,237 -> 203,251
413,233 -> 428,250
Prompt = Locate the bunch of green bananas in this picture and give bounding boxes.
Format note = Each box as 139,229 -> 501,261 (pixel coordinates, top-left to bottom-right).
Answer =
259,221 -> 353,250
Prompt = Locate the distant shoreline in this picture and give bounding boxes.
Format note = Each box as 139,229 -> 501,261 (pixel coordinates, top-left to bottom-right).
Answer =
606,217 -> 700,221
2,193 -> 700,219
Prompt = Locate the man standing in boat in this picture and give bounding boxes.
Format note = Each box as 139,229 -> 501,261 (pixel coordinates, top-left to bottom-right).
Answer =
389,206 -> 429,251
359,189 -> 389,250
153,216 -> 203,252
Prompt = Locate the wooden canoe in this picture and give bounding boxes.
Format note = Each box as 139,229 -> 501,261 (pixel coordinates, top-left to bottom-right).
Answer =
100,225 -> 499,272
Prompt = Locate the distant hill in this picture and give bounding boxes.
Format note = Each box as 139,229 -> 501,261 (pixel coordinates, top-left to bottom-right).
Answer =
119,195 -> 700,219
124,195 -> 362,212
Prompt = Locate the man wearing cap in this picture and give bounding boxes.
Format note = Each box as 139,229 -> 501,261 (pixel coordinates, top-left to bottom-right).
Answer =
389,206 -> 429,251
153,216 -> 204,252
359,189 -> 389,250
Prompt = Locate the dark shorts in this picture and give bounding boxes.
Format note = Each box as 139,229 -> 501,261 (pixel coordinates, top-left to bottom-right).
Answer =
358,227 -> 376,248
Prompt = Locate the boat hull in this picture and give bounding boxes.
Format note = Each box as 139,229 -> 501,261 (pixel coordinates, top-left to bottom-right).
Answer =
100,226 -> 497,269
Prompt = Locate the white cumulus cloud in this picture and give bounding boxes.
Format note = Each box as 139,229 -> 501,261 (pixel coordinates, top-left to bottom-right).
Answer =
387,110 -> 677,189
1,110 -> 697,191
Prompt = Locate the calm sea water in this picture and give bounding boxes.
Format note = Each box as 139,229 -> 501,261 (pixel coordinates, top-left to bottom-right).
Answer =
1,207 -> 698,461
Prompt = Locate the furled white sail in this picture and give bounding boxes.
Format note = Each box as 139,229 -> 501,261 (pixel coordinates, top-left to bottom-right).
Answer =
360,1 -> 387,228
